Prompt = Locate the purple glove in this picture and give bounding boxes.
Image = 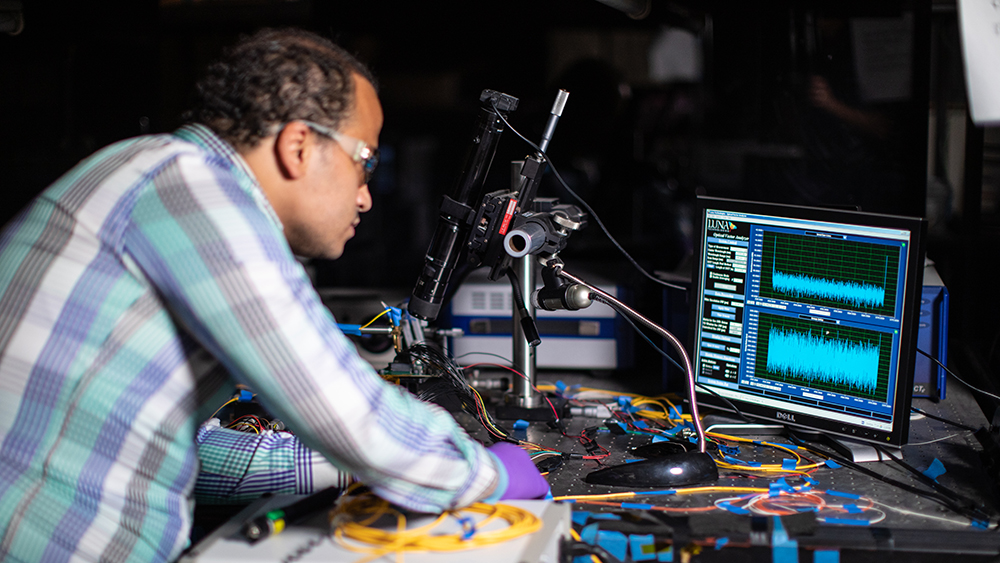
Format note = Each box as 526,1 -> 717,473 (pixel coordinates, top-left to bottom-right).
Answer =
488,442 -> 550,500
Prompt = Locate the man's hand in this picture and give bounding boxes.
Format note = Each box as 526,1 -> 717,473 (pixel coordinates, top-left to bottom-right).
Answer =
488,442 -> 550,500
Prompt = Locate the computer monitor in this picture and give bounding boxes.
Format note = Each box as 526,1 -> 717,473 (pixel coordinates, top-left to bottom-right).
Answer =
689,196 -> 926,447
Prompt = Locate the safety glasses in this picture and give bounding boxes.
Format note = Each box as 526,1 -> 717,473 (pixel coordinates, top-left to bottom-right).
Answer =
299,120 -> 379,184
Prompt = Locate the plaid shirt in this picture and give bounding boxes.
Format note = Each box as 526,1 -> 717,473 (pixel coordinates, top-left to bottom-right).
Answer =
0,125 -> 501,563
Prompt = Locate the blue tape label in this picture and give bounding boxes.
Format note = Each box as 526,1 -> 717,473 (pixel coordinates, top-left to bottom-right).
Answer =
922,458 -> 947,482
825,490 -> 860,500
596,530 -> 628,562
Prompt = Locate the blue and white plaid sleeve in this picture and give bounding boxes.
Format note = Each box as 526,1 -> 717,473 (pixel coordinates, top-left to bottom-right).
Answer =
124,150 -> 501,512
194,419 -> 352,505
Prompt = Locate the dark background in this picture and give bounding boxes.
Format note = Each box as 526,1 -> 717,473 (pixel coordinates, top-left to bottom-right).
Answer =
3,0 -> 998,412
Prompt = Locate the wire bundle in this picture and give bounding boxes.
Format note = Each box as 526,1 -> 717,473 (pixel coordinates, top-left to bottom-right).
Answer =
329,492 -> 541,563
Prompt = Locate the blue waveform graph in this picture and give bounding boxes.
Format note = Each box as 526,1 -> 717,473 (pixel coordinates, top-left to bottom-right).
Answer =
771,258 -> 887,310
754,314 -> 890,402
760,231 -> 899,316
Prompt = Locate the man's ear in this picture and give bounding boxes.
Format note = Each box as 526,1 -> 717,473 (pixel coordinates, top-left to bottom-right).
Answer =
274,122 -> 313,180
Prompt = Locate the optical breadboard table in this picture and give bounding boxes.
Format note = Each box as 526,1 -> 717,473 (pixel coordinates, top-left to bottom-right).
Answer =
187,371 -> 1000,562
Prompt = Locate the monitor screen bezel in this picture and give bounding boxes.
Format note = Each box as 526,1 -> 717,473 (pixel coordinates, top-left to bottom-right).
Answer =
689,196 -> 927,447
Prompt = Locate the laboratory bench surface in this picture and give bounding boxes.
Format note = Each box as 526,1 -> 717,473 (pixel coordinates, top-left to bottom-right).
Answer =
187,371 -> 1000,562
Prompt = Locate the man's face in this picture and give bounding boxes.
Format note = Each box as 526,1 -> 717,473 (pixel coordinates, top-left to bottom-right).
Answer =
286,75 -> 382,259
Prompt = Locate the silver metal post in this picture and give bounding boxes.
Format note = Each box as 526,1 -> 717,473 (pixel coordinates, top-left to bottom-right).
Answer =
510,255 -> 538,407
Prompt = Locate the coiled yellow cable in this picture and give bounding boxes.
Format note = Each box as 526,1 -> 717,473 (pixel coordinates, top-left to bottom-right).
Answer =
330,493 -> 542,563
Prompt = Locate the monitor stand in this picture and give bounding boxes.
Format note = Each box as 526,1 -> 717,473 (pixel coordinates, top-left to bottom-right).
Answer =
702,414 -> 890,463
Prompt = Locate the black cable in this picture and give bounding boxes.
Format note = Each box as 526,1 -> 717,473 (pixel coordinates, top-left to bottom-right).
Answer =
874,444 -> 994,523
505,269 -> 540,347
561,539 -> 623,563
490,101 -> 686,292
407,343 -> 515,441
787,433 -> 991,524
910,406 -> 978,433
917,347 -> 1000,402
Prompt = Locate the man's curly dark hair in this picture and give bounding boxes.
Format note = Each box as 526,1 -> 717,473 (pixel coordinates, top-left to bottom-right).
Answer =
185,28 -> 377,149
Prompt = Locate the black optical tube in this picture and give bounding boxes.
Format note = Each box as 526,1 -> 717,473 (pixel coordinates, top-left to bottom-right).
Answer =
240,486 -> 342,544
408,90 -> 518,321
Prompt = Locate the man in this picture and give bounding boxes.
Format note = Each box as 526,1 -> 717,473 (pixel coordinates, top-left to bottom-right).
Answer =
0,28 -> 545,563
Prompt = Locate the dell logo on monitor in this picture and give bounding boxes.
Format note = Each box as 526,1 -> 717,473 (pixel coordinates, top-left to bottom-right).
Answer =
776,412 -> 796,423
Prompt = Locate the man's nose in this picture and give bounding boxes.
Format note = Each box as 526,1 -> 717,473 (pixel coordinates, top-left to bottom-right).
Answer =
358,183 -> 372,213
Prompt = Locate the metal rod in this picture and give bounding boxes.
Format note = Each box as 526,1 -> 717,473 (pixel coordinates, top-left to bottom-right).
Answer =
510,255 -> 538,408
510,256 -> 538,407
556,266 -> 707,453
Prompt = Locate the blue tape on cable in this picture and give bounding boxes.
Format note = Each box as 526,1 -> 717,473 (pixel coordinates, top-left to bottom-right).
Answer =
843,504 -> 863,514
629,534 -> 657,562
596,531 -> 628,562
825,490 -> 860,500
621,503 -> 655,510
652,434 -> 670,443
719,444 -> 740,455
556,381 -> 567,394
238,389 -> 253,402
724,455 -> 748,466
658,545 -> 674,562
804,475 -> 819,486
772,516 -> 799,563
634,420 -> 649,429
618,396 -> 632,407
646,490 -> 678,496
457,516 -> 476,540
337,324 -> 362,336
770,478 -> 795,497
718,502 -> 751,515
664,426 -> 685,437
782,458 -> 798,471
513,419 -> 529,430
388,306 -> 402,325
922,458 -> 947,482
825,459 -> 842,469
715,537 -> 729,550
973,519 -> 989,529
823,517 -> 870,526
813,549 -> 840,563
669,405 -> 683,418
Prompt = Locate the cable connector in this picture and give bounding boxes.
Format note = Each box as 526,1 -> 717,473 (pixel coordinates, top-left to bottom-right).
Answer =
568,404 -> 613,419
